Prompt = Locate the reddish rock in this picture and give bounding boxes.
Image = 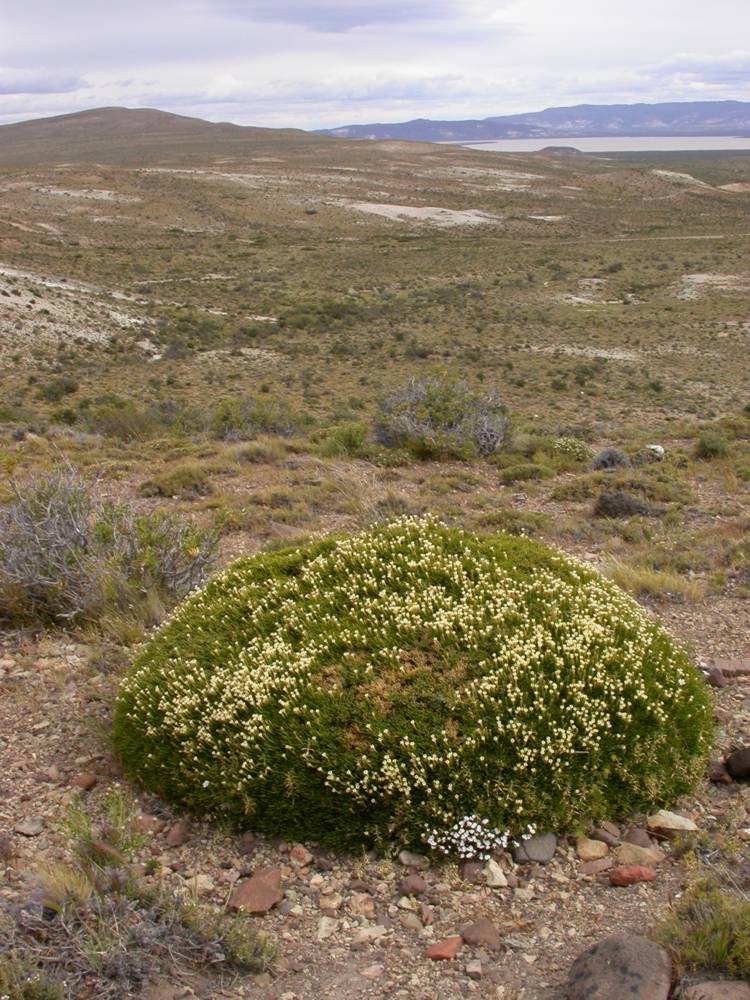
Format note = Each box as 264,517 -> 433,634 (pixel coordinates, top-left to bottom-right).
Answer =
399,873 -> 427,896
460,918 -> 502,951
609,865 -> 656,886
419,902 -> 434,925
426,936 -> 462,960
580,857 -> 613,876
290,843 -> 313,867
459,861 -> 483,883
165,819 -> 190,848
229,867 -> 283,914
566,933 -> 670,1000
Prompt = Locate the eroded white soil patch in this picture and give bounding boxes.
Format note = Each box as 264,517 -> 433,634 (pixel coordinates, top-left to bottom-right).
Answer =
652,170 -> 711,188
676,273 -> 750,300
33,187 -> 142,203
336,200 -> 501,227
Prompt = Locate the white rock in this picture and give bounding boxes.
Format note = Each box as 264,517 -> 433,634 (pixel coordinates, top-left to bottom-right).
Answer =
647,809 -> 697,834
317,916 -> 339,940
483,859 -> 508,888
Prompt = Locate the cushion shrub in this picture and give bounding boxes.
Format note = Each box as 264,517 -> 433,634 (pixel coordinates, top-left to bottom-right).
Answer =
113,516 -> 712,853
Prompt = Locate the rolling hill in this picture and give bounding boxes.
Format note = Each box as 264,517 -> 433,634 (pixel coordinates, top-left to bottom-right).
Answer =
0,106 -> 327,166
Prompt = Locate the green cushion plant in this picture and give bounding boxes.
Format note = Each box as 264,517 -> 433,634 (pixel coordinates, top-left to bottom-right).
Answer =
113,516 -> 712,854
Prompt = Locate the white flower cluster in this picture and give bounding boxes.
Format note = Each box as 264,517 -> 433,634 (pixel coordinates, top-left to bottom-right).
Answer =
116,514 -> 711,849
427,815 -> 510,860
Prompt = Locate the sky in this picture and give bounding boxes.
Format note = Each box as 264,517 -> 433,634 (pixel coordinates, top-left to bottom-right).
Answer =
1,0 -> 749,129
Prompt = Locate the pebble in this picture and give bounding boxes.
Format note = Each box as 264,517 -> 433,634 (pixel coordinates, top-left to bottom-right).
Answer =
466,959 -> 483,980
15,817 -> 44,837
165,819 -> 190,848
426,936 -> 463,960
317,916 -> 339,940
399,873 -> 427,895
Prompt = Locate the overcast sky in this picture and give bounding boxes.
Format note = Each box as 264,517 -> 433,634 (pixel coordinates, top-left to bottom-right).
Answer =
1,1 -> 749,128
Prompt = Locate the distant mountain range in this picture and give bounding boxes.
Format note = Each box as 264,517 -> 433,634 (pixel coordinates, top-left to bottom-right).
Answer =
316,101 -> 750,142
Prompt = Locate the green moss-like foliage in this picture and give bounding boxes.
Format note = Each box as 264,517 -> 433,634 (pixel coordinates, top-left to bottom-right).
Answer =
113,516 -> 712,852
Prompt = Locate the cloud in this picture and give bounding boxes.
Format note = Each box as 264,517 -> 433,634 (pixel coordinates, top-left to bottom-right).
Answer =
203,0 -> 470,33
0,68 -> 85,95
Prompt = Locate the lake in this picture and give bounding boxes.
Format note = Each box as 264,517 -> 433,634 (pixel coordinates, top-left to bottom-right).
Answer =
460,136 -> 750,153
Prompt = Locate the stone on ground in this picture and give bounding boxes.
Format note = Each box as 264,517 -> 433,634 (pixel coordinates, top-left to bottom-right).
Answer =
461,918 -> 502,951
726,747 -> 750,781
426,936 -> 462,960
513,832 -> 557,864
682,983 -> 750,1000
576,837 -> 609,861
615,842 -> 666,866
647,809 -> 698,835
609,865 -> 656,886
565,933 -> 671,1000
229,867 -> 283,913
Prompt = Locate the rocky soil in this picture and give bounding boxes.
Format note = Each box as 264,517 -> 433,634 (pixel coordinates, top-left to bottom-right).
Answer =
1,627 -> 749,1000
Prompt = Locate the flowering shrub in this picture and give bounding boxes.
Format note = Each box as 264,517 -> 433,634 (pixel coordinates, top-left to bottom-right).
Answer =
113,517 -> 712,852
551,435 -> 593,463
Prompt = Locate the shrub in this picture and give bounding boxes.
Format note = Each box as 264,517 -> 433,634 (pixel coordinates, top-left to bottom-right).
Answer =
592,447 -> 629,471
374,378 -> 509,459
593,492 -> 655,519
0,465 -> 216,623
39,375 -> 78,403
84,399 -> 158,442
114,516 -> 712,854
656,879 -> 750,979
499,462 -> 554,484
140,462 -> 213,499
694,430 -> 729,461
209,396 -> 294,441
551,436 -> 593,463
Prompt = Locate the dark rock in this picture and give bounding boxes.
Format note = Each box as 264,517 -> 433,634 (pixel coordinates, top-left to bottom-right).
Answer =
461,918 -> 502,952
623,827 -> 654,849
237,832 -> 255,855
565,933 -> 670,1000
726,748 -> 750,781
513,832 -> 557,864
589,827 -> 620,848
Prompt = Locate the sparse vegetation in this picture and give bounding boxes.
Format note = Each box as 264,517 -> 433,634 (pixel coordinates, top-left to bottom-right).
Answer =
0,464 -> 216,624
374,377 -> 509,459
0,789 -> 275,999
